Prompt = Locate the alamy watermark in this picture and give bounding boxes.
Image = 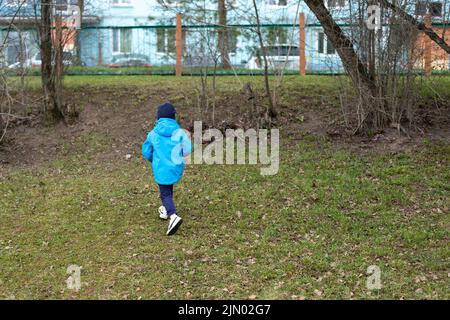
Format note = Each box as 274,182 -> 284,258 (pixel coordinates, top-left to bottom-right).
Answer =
366,5 -> 381,31
170,121 -> 280,176
366,265 -> 382,290
60,5 -> 81,30
66,265 -> 82,292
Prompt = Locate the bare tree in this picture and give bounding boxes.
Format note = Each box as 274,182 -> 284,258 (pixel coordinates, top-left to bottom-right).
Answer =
252,0 -> 278,120
305,1 -> 377,95
218,0 -> 231,68
39,0 -> 64,123
74,0 -> 85,66
0,0 -> 31,143
376,0 -> 450,53
304,0 -> 449,133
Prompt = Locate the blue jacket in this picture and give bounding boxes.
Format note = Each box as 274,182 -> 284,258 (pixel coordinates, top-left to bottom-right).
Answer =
142,118 -> 192,185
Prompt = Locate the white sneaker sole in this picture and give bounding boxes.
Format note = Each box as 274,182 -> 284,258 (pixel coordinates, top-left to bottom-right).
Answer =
159,206 -> 168,220
167,216 -> 183,236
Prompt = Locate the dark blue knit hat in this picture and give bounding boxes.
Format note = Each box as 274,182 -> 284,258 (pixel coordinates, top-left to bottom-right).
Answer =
157,102 -> 176,120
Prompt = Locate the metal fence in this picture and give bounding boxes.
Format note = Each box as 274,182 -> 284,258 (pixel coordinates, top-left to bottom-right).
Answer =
1,22 -> 449,76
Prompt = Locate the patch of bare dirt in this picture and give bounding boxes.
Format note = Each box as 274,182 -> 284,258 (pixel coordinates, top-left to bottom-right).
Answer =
1,85 -> 449,175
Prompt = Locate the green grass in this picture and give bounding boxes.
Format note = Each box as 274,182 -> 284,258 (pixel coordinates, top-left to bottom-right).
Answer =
9,74 -> 346,91
5,65 -> 312,77
1,75 -> 449,299
9,74 -> 450,103
1,133 -> 449,299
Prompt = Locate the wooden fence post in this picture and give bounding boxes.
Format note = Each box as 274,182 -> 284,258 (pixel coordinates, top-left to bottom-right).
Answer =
176,13 -> 182,76
424,14 -> 432,77
299,12 -> 306,76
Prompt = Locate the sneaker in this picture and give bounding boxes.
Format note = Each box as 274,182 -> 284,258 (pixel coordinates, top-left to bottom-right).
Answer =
159,206 -> 169,220
167,214 -> 183,236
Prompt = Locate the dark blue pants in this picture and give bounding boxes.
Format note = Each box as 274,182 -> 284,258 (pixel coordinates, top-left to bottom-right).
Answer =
158,184 -> 176,216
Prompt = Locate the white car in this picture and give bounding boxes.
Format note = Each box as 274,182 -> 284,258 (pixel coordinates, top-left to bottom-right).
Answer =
8,59 -> 31,69
8,53 -> 38,69
246,45 -> 300,71
8,52 -> 74,69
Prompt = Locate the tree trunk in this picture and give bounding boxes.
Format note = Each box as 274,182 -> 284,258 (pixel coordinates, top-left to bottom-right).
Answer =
304,0 -> 384,130
305,0 -> 376,95
218,0 -> 231,69
74,0 -> 84,66
40,0 -> 63,123
252,0 -> 277,119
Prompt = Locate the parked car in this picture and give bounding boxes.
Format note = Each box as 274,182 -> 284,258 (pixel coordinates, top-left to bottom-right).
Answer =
108,54 -> 151,68
8,52 -> 75,69
8,53 -> 34,69
183,55 -> 216,67
8,60 -> 30,69
245,45 -> 300,71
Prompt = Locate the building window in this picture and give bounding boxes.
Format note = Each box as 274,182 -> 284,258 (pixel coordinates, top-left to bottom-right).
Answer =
318,32 -> 335,54
415,1 -> 443,17
429,2 -> 443,16
157,0 -> 185,7
217,30 -> 238,54
156,29 -> 176,54
327,0 -> 345,8
415,1 -> 427,15
228,30 -> 238,54
112,0 -> 132,6
266,28 -> 288,46
6,0 -> 33,7
267,0 -> 288,6
318,32 -> 324,53
113,29 -> 132,53
6,0 -> 25,6
55,0 -> 79,11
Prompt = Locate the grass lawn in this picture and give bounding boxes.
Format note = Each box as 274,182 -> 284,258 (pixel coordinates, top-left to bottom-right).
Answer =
0,75 -> 449,299
8,74 -> 450,105
9,74 -> 347,92
1,136 -> 448,299
9,73 -> 450,89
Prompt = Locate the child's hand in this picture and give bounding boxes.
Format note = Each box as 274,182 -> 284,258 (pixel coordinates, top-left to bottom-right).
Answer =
182,129 -> 191,140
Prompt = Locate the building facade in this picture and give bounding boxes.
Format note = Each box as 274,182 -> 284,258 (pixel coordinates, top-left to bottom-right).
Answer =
1,0 -> 449,73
